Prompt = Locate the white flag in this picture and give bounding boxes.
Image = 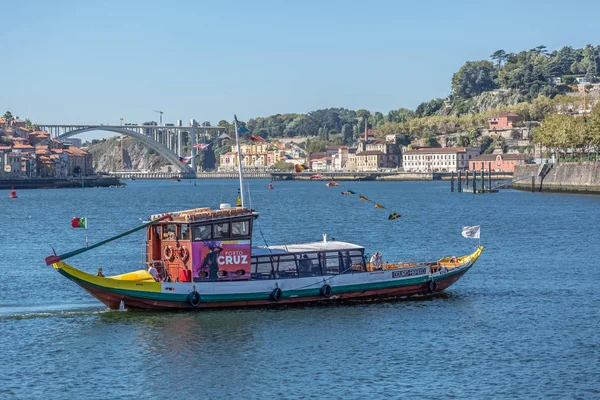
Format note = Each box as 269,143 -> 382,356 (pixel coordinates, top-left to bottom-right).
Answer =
462,225 -> 480,239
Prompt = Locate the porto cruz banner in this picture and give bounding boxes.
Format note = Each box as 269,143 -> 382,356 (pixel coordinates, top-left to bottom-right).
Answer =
192,240 -> 251,280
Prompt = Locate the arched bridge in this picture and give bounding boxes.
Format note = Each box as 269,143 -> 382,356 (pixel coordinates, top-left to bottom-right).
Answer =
38,123 -> 224,174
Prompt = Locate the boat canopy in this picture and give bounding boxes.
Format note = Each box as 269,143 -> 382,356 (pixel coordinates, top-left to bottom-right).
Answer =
253,241 -> 364,256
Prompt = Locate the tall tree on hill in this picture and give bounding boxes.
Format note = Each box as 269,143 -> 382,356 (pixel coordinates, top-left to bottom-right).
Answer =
2,111 -> 13,122
490,50 -> 508,69
415,98 -> 444,118
341,124 -> 353,144
386,108 -> 415,123
451,61 -> 498,98
530,45 -> 549,56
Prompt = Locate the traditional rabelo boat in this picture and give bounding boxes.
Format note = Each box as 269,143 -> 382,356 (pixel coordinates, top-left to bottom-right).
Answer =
44,205 -> 483,310
44,117 -> 483,311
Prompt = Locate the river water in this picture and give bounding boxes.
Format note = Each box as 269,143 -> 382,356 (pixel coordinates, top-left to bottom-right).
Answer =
1,180 -> 599,399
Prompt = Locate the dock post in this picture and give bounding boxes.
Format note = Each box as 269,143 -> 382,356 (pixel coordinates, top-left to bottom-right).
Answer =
457,170 -> 462,192
481,170 -> 485,193
450,171 -> 454,192
488,162 -> 492,190
473,170 -> 477,194
465,170 -> 469,187
531,175 -> 535,192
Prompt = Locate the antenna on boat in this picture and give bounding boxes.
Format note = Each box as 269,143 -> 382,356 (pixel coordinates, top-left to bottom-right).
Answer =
234,114 -> 245,207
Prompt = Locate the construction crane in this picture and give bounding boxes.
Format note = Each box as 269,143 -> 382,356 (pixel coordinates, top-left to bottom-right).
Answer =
153,110 -> 164,125
567,85 -> 589,111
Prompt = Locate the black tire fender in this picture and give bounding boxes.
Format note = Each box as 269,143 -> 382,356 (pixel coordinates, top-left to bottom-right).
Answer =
428,280 -> 437,294
270,287 -> 282,301
188,291 -> 201,307
321,284 -> 333,298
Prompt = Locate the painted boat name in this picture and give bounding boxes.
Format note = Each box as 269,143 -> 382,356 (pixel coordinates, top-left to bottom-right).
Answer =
392,267 -> 427,278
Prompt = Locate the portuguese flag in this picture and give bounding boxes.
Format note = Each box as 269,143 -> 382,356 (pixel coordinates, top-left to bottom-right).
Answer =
71,217 -> 87,229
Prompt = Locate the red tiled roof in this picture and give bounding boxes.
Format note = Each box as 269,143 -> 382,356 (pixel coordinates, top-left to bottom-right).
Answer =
14,143 -> 34,149
491,112 -> 519,118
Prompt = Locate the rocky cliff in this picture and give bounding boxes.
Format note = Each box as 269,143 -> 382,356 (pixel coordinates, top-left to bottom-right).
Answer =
87,137 -> 174,173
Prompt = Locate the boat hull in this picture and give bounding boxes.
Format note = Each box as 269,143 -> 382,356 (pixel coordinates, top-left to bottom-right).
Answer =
53,247 -> 482,311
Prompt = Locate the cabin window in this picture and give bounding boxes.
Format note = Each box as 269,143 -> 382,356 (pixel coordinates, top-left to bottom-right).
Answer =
252,256 -> 274,279
297,253 -> 322,276
231,220 -> 250,237
162,224 -> 177,241
343,250 -> 366,272
180,224 -> 191,241
213,222 -> 230,239
322,252 -> 341,275
193,225 -> 212,241
272,255 -> 298,278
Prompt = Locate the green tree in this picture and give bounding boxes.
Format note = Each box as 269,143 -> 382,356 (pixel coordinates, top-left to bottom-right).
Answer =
306,140 -> 327,154
490,49 -> 508,69
451,61 -> 498,98
415,99 -> 444,118
386,108 -> 415,123
2,111 -> 13,121
341,124 -> 353,144
456,135 -> 470,147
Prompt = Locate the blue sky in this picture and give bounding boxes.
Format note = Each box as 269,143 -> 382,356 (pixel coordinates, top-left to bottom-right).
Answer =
1,0 -> 599,139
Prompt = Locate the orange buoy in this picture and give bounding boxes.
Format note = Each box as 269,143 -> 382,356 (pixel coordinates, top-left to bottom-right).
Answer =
9,186 -> 17,199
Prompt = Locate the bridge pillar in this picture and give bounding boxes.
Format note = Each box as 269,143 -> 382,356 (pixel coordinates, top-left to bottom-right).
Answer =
177,131 -> 182,156
190,120 -> 197,172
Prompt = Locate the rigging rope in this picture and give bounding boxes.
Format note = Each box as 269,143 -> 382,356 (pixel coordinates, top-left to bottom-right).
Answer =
45,215 -> 171,265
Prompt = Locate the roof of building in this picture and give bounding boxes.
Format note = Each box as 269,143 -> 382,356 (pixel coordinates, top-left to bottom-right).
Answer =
490,112 -> 519,118
355,150 -> 385,156
404,147 -> 471,154
471,154 -> 530,161
64,146 -> 89,156
13,143 -> 34,149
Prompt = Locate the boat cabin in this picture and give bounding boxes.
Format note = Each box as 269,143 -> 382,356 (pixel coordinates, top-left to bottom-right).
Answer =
146,205 -> 367,283
146,205 -> 255,283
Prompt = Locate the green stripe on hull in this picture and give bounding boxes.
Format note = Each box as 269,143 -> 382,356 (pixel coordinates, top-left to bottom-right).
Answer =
60,268 -> 440,304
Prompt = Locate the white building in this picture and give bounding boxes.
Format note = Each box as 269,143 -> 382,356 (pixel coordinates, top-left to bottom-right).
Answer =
402,147 -> 480,172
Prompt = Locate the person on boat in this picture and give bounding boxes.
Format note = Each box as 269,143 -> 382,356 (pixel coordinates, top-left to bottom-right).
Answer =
96,268 -> 104,277
298,254 -> 311,277
201,245 -> 223,280
370,252 -> 383,270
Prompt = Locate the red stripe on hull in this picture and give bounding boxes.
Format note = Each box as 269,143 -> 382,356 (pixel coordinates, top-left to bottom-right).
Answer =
75,269 -> 469,311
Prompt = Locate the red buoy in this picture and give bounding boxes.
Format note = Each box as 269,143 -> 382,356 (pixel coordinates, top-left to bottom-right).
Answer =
268,183 -> 274,190
9,186 -> 17,199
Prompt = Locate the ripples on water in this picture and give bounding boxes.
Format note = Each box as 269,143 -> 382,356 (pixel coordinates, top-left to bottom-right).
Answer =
1,180 -> 599,399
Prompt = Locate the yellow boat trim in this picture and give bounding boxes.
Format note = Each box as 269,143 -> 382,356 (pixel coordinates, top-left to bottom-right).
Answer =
53,261 -> 161,293
369,246 -> 483,271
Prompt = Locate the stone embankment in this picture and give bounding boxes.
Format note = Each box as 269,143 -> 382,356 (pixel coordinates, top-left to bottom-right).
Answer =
0,176 -> 121,190
513,162 -> 600,193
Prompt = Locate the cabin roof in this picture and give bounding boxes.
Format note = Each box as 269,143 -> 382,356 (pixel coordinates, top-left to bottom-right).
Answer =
150,206 -> 253,223
252,241 -> 364,256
